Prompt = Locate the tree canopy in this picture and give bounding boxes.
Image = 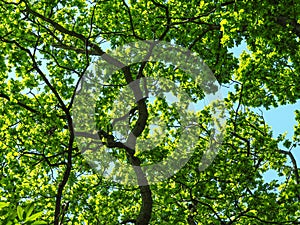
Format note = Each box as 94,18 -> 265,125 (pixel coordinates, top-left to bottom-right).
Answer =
0,0 -> 300,224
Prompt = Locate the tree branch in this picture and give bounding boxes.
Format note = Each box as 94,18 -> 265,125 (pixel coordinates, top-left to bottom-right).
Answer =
277,149 -> 300,201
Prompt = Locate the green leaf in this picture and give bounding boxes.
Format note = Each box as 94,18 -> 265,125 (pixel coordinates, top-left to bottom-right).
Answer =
31,221 -> 48,225
25,203 -> 34,220
25,211 -> 43,222
16,206 -> 23,220
0,202 -> 10,209
283,140 -> 292,149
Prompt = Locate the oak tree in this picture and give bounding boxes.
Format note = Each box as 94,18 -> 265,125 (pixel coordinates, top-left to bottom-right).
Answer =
0,0 -> 299,224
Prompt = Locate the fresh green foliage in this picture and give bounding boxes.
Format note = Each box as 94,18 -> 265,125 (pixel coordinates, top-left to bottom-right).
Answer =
0,201 -> 47,224
0,0 -> 299,224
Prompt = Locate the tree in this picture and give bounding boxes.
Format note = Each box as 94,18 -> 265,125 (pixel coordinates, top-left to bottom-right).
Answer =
0,0 -> 299,224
